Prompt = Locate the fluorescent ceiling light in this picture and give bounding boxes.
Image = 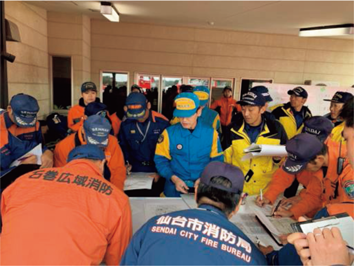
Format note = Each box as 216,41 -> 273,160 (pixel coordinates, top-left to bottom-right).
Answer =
100,2 -> 119,22
299,24 -> 354,37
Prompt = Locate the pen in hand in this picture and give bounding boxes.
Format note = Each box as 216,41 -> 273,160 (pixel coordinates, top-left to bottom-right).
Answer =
271,200 -> 282,217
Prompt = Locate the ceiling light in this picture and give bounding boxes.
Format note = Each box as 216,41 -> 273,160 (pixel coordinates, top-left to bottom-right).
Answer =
100,2 -> 119,22
299,24 -> 354,37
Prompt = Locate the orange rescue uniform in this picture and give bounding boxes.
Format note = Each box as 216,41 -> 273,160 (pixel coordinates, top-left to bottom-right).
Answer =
210,97 -> 241,126
53,127 -> 126,190
68,103 -> 121,136
264,138 -> 349,219
1,159 -> 132,265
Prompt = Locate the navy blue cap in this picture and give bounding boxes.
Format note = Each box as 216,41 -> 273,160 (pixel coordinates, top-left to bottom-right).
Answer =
173,92 -> 200,118
67,144 -> 105,163
193,86 -> 210,106
302,116 -> 333,143
200,161 -> 244,193
10,93 -> 39,127
125,92 -> 147,119
237,91 -> 266,106
85,102 -> 108,117
83,115 -> 111,148
324,91 -> 353,104
81,82 -> 97,93
288,86 -> 308,98
250,86 -> 273,102
283,133 -> 323,174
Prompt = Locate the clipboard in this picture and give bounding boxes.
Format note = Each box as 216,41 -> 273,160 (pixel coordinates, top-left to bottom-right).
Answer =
291,213 -> 354,249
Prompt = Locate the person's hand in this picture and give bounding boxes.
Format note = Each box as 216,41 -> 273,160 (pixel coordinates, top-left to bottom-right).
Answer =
171,175 -> 189,194
40,150 -> 53,168
256,196 -> 270,207
148,173 -> 160,183
288,232 -> 310,265
20,154 -> 37,165
126,163 -> 132,175
281,196 -> 301,208
274,206 -> 293,217
307,227 -> 351,266
287,217 -> 310,265
279,233 -> 290,245
257,244 -> 274,255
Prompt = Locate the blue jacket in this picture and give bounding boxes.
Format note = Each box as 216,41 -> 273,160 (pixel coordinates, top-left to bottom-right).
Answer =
121,204 -> 267,265
0,112 -> 45,176
119,111 -> 169,172
199,107 -> 221,134
154,122 -> 224,197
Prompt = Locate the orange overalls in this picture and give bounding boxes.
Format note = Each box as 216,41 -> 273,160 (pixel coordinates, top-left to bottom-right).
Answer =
53,126 -> 126,190
1,159 -> 132,265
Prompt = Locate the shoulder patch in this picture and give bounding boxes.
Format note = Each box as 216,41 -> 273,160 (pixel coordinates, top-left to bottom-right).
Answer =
158,134 -> 164,143
343,180 -> 354,199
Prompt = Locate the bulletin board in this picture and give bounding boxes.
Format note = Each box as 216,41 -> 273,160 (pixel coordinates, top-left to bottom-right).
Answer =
253,83 -> 354,116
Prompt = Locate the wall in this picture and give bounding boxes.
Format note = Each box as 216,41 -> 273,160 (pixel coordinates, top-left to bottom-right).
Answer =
47,12 -> 91,105
5,2 -> 49,118
91,20 -> 354,98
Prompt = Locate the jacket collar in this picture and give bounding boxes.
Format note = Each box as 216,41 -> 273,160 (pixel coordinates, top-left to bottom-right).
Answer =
197,204 -> 228,219
180,120 -> 203,138
4,112 -> 14,129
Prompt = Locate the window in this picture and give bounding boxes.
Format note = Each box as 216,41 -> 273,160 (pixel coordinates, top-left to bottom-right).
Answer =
210,78 -> 234,105
162,76 -> 182,120
52,56 -> 72,110
187,77 -> 210,88
136,74 -> 160,112
101,71 -> 129,119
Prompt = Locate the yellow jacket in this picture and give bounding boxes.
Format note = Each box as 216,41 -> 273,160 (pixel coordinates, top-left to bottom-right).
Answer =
330,122 -> 346,143
224,115 -> 288,195
271,102 -> 312,139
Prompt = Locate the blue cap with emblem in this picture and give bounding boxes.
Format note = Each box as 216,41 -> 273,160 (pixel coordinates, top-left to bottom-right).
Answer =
324,91 -> 353,104
193,86 -> 210,106
287,86 -> 308,98
10,93 -> 39,128
67,144 -> 105,163
283,133 -> 323,174
237,91 -> 266,106
173,92 -> 200,118
302,116 -> 333,143
125,92 -> 147,119
200,161 -> 244,193
250,86 -> 273,102
83,115 -> 111,148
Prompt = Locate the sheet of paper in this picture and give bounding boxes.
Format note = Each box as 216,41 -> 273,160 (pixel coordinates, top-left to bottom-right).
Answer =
124,172 -> 154,191
253,205 -> 294,236
242,144 -> 287,161
299,216 -> 354,248
144,200 -> 189,221
231,213 -> 281,250
181,194 -> 198,209
9,144 -> 42,167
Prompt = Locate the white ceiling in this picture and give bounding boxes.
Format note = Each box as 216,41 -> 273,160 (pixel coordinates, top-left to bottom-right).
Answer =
27,1 -> 354,38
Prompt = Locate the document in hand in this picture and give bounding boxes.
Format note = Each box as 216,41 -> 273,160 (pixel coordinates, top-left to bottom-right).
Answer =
291,213 -> 354,249
253,204 -> 294,245
124,172 -> 154,191
9,143 -> 42,167
242,144 -> 287,161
